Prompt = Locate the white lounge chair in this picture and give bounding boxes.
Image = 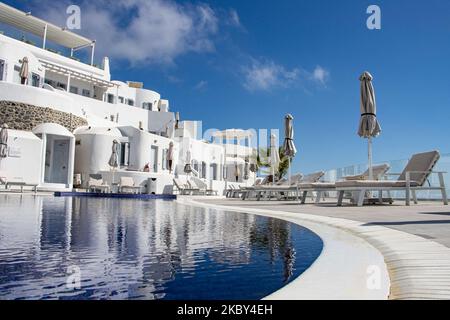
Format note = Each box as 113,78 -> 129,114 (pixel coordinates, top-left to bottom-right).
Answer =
173,178 -> 199,195
119,177 -> 141,194
246,173 -> 304,201
189,177 -> 218,196
298,164 -> 391,204
336,151 -> 448,206
88,177 -> 110,193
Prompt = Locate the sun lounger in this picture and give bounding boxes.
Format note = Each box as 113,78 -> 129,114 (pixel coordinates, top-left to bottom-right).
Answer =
335,151 -> 448,206
298,165 -> 390,204
119,177 -> 141,194
4,181 -> 38,193
173,178 -> 199,195
188,178 -> 218,196
245,173 -> 304,201
88,177 -> 110,193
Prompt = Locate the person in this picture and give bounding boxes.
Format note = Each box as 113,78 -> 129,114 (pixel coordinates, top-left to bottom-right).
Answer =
143,163 -> 150,172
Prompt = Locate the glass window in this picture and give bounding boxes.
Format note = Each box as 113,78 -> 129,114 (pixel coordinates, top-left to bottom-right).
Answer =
0,60 -> 5,81
120,142 -> 130,167
82,89 -> 90,97
118,96 -> 124,104
107,93 -> 115,104
162,148 -> 167,170
31,73 -> 40,87
201,162 -> 207,179
57,82 -> 67,90
210,164 -> 218,180
127,99 -> 134,107
142,102 -> 153,110
13,65 -> 21,84
70,86 -> 78,94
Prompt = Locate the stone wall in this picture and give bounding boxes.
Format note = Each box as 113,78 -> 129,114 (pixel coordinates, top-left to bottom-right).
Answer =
0,100 -> 88,132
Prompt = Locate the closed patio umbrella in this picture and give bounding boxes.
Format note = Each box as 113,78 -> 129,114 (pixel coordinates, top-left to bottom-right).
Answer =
167,142 -> 174,173
175,112 -> 180,129
109,140 -> 120,184
358,71 -> 381,180
19,57 -> 29,85
283,114 -> 297,185
244,158 -> 250,180
235,163 -> 241,182
269,133 -> 280,184
0,124 -> 8,158
184,150 -> 192,174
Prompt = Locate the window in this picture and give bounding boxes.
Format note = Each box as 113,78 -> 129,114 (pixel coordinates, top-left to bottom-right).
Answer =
44,78 -> 56,88
57,82 -> 67,90
0,60 -> 5,81
201,162 -> 207,179
70,86 -> 78,94
162,148 -> 167,170
120,142 -> 130,167
127,99 -> 134,107
210,164 -> 218,180
118,96 -> 124,104
107,93 -> 115,104
82,89 -> 91,97
31,73 -> 40,87
13,65 -> 21,84
150,146 -> 158,172
142,102 -> 153,110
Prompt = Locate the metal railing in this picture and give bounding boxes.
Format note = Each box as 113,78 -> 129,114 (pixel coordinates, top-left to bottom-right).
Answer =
323,153 -> 450,200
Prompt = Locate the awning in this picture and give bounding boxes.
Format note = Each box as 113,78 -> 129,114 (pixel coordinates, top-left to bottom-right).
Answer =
40,60 -> 116,88
0,2 -> 94,49
212,129 -> 254,139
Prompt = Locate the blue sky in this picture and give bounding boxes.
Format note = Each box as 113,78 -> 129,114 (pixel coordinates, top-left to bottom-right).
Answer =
4,0 -> 450,173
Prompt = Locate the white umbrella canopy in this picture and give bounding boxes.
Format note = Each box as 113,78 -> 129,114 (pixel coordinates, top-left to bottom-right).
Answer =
19,57 -> 29,84
283,114 -> 297,158
108,140 -> 120,185
108,140 -> 120,169
358,71 -> 381,179
244,158 -> 250,180
0,124 -> 8,158
269,133 -> 280,183
283,114 -> 297,184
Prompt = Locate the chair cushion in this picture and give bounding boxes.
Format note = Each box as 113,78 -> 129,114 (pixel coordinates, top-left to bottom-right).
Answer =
398,150 -> 440,186
300,171 -> 325,183
299,182 -> 335,189
336,180 -> 420,188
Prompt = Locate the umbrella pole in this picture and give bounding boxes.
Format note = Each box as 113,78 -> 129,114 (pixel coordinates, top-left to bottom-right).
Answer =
368,137 -> 373,180
288,158 -> 291,185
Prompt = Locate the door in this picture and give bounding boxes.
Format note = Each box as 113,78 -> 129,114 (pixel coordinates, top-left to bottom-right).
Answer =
51,140 -> 70,184
0,60 -> 5,81
150,146 -> 158,173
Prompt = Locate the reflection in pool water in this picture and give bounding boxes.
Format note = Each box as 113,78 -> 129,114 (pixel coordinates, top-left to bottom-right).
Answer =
0,195 -> 323,300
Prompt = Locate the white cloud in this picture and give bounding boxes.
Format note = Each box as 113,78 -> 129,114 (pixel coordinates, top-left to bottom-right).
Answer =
242,59 -> 330,92
194,80 -> 208,90
228,9 -> 241,27
311,65 -> 330,85
30,0 -> 221,65
242,59 -> 299,91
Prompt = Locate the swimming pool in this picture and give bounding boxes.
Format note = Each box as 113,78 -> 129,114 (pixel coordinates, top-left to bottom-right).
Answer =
0,195 -> 323,300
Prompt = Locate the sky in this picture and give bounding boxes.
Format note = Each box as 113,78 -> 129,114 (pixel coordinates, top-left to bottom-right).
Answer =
3,0 -> 450,174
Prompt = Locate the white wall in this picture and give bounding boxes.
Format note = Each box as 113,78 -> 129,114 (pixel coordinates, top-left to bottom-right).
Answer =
0,130 -> 42,185
119,126 -> 176,173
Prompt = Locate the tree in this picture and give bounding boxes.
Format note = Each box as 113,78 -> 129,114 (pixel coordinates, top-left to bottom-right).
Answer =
251,147 -> 292,181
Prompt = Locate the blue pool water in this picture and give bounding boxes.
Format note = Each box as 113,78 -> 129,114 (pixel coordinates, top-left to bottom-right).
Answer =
0,195 -> 323,300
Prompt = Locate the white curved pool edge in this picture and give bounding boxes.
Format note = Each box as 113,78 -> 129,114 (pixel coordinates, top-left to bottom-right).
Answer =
182,198 -> 450,300
177,198 -> 390,300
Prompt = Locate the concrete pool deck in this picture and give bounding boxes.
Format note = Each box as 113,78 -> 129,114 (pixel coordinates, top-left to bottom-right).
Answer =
190,197 -> 450,300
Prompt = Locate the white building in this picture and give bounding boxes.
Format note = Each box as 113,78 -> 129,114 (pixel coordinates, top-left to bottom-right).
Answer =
0,3 -> 256,194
